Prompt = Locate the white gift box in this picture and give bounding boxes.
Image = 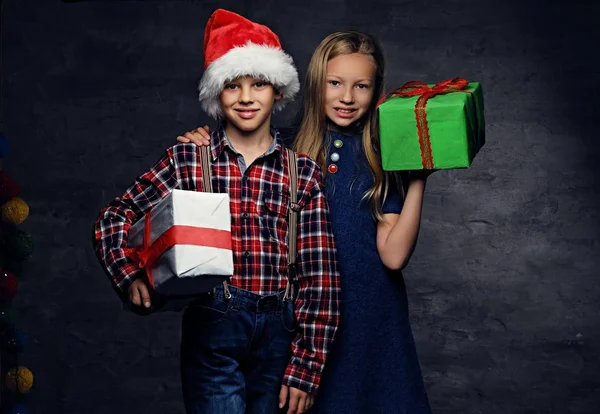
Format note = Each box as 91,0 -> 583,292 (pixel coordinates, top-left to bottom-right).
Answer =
127,189 -> 233,297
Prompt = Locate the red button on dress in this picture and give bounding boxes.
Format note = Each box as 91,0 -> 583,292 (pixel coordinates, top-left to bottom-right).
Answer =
328,164 -> 338,174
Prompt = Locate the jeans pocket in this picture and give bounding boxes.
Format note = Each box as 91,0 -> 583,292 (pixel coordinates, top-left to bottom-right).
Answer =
280,301 -> 297,333
187,296 -> 231,325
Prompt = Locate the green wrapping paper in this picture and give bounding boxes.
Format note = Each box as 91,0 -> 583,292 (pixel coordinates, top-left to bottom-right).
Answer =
378,79 -> 485,171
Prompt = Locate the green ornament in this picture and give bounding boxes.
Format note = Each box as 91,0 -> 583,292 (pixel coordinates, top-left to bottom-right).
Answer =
8,230 -> 33,261
333,139 -> 343,149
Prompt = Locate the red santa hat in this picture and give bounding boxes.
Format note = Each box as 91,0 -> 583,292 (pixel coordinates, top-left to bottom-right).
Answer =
198,9 -> 300,119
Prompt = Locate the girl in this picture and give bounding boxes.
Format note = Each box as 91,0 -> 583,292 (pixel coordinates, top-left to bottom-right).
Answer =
178,31 -> 433,414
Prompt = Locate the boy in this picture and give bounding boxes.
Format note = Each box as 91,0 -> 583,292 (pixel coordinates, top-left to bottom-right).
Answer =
93,9 -> 340,414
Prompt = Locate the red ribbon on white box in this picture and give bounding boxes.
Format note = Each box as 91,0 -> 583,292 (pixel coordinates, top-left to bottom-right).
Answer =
132,211 -> 232,289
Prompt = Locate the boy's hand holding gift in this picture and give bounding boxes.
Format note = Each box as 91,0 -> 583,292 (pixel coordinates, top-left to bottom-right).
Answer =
125,190 -> 234,312
129,278 -> 152,308
377,77 -> 485,172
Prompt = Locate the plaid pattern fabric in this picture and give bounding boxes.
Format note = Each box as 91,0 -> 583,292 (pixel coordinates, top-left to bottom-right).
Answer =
93,126 -> 340,394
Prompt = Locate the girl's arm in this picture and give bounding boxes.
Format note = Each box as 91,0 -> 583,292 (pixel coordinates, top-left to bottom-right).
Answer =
376,177 -> 427,270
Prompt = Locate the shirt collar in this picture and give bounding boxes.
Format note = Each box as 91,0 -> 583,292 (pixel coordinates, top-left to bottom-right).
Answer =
211,123 -> 284,162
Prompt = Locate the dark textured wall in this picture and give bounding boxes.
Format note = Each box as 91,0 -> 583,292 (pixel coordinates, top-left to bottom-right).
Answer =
3,0 -> 599,412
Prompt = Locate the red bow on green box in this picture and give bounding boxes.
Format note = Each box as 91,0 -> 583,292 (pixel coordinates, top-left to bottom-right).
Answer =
377,77 -> 477,170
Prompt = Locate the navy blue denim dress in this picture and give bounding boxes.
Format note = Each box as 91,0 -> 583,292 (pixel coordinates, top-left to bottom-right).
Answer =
311,131 -> 432,414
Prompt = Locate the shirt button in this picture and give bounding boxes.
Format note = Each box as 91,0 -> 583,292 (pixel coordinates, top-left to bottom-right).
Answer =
243,251 -> 250,258
242,212 -> 249,219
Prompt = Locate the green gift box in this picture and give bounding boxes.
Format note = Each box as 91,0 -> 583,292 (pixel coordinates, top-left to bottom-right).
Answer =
378,78 -> 485,171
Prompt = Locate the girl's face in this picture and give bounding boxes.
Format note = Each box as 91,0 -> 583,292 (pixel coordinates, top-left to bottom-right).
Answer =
324,53 -> 376,134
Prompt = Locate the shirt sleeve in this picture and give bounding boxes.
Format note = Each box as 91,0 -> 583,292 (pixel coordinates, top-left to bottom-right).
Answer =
282,159 -> 341,395
382,173 -> 405,214
93,148 -> 180,295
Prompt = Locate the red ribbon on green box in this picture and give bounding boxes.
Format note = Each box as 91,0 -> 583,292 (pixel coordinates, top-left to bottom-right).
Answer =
377,77 -> 474,169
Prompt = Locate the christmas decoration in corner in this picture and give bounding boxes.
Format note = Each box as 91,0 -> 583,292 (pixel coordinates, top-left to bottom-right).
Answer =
0,140 -> 34,414
0,0 -> 34,412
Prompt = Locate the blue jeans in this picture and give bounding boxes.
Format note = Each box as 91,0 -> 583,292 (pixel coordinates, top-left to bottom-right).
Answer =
181,284 -> 296,414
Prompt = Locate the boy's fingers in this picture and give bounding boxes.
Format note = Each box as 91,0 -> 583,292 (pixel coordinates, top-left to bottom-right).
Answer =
299,394 -> 308,413
287,397 -> 298,414
129,285 -> 141,306
301,395 -> 310,412
176,136 -> 191,143
306,395 -> 314,411
139,283 -> 151,308
201,125 -> 210,133
279,385 -> 289,409
287,389 -> 304,414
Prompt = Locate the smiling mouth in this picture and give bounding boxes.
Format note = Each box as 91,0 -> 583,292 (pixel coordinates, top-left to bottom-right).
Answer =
334,107 -> 357,113
234,109 -> 260,119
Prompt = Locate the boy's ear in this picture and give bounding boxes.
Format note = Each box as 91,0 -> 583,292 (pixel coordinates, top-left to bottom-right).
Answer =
274,88 -> 282,101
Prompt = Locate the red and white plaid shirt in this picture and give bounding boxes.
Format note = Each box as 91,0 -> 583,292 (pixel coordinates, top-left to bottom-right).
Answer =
94,126 -> 340,394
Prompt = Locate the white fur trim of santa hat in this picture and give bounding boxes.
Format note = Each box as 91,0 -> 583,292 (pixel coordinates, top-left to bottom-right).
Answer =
198,41 -> 300,119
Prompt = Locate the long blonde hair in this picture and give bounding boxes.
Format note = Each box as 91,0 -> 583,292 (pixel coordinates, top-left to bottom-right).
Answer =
293,31 -> 401,221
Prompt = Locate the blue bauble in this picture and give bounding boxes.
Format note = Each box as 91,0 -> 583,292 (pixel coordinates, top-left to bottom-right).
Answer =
10,403 -> 28,414
3,327 -> 28,353
0,132 -> 8,157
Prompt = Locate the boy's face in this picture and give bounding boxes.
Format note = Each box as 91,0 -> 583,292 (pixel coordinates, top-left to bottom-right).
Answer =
219,76 -> 281,132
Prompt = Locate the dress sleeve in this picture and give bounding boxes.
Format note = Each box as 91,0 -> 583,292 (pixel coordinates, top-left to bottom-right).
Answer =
381,174 -> 405,214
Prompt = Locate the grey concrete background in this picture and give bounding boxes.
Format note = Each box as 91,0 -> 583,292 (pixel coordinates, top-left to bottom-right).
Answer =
2,0 -> 599,412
